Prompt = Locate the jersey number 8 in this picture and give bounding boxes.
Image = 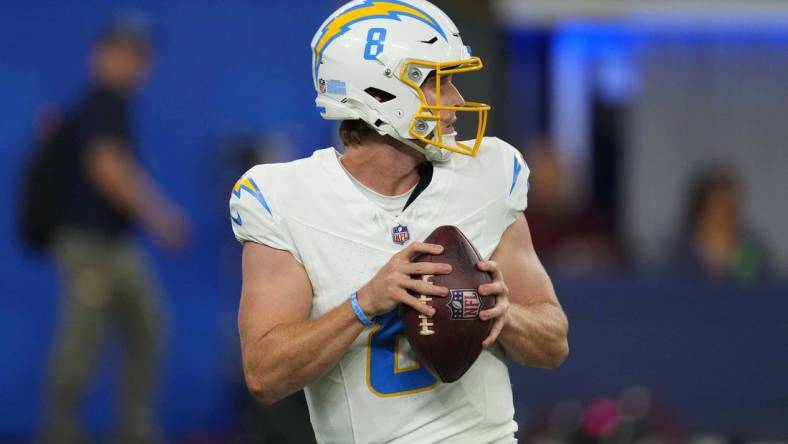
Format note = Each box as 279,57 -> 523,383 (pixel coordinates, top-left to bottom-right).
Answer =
366,310 -> 438,396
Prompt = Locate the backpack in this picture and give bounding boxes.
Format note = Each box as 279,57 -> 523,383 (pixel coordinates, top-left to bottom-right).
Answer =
19,121 -> 73,251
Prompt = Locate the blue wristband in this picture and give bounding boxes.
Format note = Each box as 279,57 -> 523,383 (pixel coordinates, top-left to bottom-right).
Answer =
350,292 -> 374,327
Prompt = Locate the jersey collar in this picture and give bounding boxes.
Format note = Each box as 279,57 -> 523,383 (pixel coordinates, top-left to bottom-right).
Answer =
314,147 -> 454,229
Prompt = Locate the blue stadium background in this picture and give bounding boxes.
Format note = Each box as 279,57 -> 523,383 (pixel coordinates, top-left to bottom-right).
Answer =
0,0 -> 337,438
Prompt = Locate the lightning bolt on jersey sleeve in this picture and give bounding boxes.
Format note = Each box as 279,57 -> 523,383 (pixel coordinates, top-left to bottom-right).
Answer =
498,138 -> 530,226
228,166 -> 302,263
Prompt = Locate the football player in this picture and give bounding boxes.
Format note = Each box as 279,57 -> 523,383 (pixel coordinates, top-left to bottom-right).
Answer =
230,1 -> 569,442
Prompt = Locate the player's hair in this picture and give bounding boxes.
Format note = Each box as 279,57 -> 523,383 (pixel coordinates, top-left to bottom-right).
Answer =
338,119 -> 377,147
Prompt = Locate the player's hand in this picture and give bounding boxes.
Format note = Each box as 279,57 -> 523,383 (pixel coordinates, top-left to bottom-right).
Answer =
477,260 -> 511,348
357,242 -> 452,318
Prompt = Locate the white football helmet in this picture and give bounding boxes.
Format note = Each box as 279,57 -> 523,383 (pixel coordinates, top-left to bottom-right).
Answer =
311,0 -> 490,161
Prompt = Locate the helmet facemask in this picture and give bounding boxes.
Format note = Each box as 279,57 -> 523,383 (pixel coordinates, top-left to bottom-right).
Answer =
399,57 -> 490,159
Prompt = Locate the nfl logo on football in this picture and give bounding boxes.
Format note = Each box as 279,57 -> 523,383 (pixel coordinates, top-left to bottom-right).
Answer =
391,224 -> 410,245
448,290 -> 482,320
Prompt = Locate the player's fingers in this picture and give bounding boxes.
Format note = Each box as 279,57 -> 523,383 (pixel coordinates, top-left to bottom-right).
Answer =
482,316 -> 506,348
477,260 -> 504,282
401,261 -> 452,276
478,281 -> 507,297
401,241 -> 444,259
480,296 -> 508,321
399,276 -> 450,297
397,289 -> 436,317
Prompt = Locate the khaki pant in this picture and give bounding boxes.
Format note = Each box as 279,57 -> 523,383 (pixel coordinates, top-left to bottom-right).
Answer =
42,228 -> 162,444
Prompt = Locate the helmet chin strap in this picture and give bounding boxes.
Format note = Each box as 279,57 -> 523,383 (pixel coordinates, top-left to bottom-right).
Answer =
423,132 -> 456,162
395,135 -> 454,162
373,119 -> 455,162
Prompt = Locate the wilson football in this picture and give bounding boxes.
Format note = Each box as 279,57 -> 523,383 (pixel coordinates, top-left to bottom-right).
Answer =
401,225 -> 495,383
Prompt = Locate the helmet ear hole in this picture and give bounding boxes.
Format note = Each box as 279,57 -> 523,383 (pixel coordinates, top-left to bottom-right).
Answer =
364,87 -> 396,103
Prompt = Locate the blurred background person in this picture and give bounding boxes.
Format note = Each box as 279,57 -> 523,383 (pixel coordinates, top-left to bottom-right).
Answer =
28,16 -> 190,444
524,135 -> 622,275
668,168 -> 770,283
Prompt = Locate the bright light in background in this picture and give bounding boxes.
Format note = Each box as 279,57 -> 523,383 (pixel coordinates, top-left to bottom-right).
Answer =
494,0 -> 788,30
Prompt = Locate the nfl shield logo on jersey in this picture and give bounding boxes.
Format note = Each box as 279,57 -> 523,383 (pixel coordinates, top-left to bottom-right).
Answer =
391,224 -> 410,245
448,290 -> 482,320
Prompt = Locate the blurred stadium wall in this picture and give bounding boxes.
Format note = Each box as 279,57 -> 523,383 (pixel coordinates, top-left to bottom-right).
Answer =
496,0 -> 788,272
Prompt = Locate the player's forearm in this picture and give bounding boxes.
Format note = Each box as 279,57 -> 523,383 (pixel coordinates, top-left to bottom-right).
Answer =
242,300 -> 364,405
498,301 -> 569,368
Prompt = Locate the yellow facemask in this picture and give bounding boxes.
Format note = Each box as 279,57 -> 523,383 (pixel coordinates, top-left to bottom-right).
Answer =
399,56 -> 491,157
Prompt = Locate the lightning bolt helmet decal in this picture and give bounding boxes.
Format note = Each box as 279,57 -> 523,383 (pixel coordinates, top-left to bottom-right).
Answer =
313,0 -> 446,80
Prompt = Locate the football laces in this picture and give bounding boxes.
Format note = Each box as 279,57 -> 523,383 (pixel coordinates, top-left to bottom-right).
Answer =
417,294 -> 435,336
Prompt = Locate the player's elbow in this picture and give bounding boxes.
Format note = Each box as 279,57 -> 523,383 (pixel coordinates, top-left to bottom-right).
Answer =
244,372 -> 281,406
543,311 -> 570,368
545,338 -> 569,368
242,355 -> 288,405
509,338 -> 568,368
542,320 -> 570,368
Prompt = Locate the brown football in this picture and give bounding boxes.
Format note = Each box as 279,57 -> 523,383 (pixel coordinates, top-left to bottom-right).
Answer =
401,225 -> 495,383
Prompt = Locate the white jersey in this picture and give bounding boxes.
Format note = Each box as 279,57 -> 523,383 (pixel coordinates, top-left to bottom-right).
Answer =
229,137 -> 530,444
